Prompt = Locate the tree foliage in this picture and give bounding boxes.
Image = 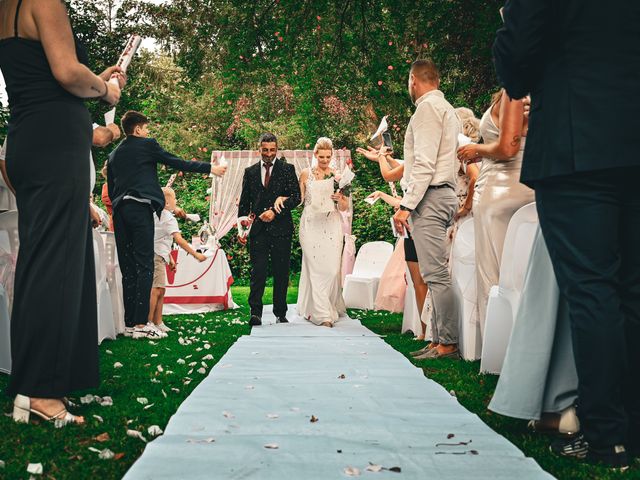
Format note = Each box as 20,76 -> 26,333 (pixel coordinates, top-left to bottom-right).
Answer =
1,0 -> 504,278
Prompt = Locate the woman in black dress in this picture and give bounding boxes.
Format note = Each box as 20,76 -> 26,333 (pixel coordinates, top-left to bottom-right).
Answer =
0,0 -> 123,425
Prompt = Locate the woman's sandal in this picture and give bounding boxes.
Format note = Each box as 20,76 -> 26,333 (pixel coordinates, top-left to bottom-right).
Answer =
13,394 -> 84,426
527,406 -> 579,436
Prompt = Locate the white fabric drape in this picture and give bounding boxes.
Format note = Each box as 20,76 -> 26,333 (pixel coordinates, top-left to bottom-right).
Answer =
208,150 -> 352,240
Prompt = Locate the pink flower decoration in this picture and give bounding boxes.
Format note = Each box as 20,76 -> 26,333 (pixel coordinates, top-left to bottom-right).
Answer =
388,65 -> 394,70
388,41 -> 393,46
377,80 -> 383,86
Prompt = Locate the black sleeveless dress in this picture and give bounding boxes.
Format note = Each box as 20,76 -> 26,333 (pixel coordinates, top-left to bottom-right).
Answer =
0,0 -> 98,397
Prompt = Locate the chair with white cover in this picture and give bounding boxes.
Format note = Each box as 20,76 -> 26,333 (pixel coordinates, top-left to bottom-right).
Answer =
480,202 -> 539,374
343,241 -> 393,310
101,232 -> 125,335
93,229 -> 116,343
450,217 -> 481,360
0,210 -> 19,374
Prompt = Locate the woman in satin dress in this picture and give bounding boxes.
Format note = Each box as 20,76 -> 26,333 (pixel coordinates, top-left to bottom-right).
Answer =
457,90 -> 535,336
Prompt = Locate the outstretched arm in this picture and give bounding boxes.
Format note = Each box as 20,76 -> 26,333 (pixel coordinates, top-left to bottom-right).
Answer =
172,232 -> 206,262
152,139 -> 225,176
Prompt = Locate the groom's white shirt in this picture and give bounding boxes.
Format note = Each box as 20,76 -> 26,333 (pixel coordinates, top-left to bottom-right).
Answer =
260,158 -> 274,187
400,89 -> 459,210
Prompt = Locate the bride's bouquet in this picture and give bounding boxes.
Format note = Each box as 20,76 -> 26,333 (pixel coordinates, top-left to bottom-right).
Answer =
236,214 -> 255,244
333,165 -> 355,204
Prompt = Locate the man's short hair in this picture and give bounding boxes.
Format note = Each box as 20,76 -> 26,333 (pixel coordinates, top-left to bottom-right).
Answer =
410,59 -> 440,85
121,110 -> 149,136
258,132 -> 278,146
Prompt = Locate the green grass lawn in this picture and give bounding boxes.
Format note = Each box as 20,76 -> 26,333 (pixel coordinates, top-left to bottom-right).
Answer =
354,309 -> 639,480
0,287 -> 636,479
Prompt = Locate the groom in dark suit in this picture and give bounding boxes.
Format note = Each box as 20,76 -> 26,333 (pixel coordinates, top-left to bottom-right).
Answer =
238,133 -> 301,326
494,0 -> 640,470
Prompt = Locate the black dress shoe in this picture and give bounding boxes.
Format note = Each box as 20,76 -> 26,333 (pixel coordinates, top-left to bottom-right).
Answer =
249,315 -> 262,326
551,435 -> 629,471
276,316 -> 289,324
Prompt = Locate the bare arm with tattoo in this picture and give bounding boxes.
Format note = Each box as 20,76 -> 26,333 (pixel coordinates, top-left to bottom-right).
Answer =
457,90 -> 526,162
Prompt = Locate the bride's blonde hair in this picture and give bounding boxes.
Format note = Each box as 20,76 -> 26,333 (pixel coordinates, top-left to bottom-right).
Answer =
314,137 -> 333,153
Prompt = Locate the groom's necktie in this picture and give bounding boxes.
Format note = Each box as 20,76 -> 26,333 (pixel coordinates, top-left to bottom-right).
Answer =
263,162 -> 272,188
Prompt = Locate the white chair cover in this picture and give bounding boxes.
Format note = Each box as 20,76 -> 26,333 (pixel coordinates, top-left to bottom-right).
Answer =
0,210 -> 18,374
402,266 -> 421,334
480,203 -> 539,374
450,217 -> 481,360
93,230 -> 116,343
101,231 -> 125,335
343,241 -> 393,310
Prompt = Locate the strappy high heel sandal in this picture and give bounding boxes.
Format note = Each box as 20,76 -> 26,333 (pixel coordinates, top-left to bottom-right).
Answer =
528,406 -> 580,436
13,394 -> 84,426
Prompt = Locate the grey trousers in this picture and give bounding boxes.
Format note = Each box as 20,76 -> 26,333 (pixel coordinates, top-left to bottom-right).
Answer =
411,187 -> 460,345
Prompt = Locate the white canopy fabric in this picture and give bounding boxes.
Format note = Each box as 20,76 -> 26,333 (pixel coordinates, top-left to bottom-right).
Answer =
208,149 -> 353,241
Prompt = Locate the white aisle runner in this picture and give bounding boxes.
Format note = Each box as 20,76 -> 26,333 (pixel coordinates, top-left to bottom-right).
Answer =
124,306 -> 553,479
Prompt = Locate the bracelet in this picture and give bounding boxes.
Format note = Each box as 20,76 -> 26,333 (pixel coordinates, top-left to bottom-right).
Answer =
100,80 -> 109,101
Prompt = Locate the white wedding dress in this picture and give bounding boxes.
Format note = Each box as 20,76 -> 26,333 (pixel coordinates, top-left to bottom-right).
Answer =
296,169 -> 346,325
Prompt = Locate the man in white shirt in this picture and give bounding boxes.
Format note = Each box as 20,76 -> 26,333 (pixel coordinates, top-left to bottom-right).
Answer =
392,59 -> 461,360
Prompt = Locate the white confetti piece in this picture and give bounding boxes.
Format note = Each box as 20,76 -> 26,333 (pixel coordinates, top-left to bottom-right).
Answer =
203,344 -> 211,350
0,459 -> 5,468
263,443 -> 279,449
126,429 -> 147,442
222,411 -> 235,419
197,368 -> 206,374
93,415 -> 104,423
189,362 -> 197,367
171,388 -> 180,393
150,378 -> 160,384
177,358 -> 186,365
157,365 -> 164,373
105,350 -> 113,355
113,362 -> 123,368
266,414 -> 279,419
344,466 -> 361,476
161,390 -> 167,398
99,397 -> 113,407
186,437 -> 215,444
150,354 -> 158,358
80,394 -> 95,404
147,425 -> 163,437
143,403 -> 155,410
202,354 -> 213,361
27,463 -> 43,475
136,397 -> 149,405
366,464 -> 383,472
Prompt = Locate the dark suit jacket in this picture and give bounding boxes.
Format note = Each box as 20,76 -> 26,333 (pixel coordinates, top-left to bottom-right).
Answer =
107,136 -> 211,215
493,0 -> 640,185
238,158 -> 301,238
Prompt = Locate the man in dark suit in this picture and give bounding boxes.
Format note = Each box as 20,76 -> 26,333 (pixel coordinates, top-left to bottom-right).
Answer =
107,111 -> 227,338
493,0 -> 640,470
238,133 -> 301,326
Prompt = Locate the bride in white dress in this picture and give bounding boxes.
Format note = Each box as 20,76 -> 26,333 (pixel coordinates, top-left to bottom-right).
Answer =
285,137 -> 349,327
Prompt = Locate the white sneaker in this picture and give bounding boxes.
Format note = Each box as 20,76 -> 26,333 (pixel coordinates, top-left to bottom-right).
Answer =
146,323 -> 168,338
132,325 -> 164,340
124,327 -> 135,338
156,322 -> 172,333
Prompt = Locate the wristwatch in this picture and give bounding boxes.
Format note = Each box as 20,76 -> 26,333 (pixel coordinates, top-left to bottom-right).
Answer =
399,205 -> 412,212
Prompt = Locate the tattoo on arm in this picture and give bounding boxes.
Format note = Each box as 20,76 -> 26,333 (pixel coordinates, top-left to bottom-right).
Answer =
510,135 -> 521,147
